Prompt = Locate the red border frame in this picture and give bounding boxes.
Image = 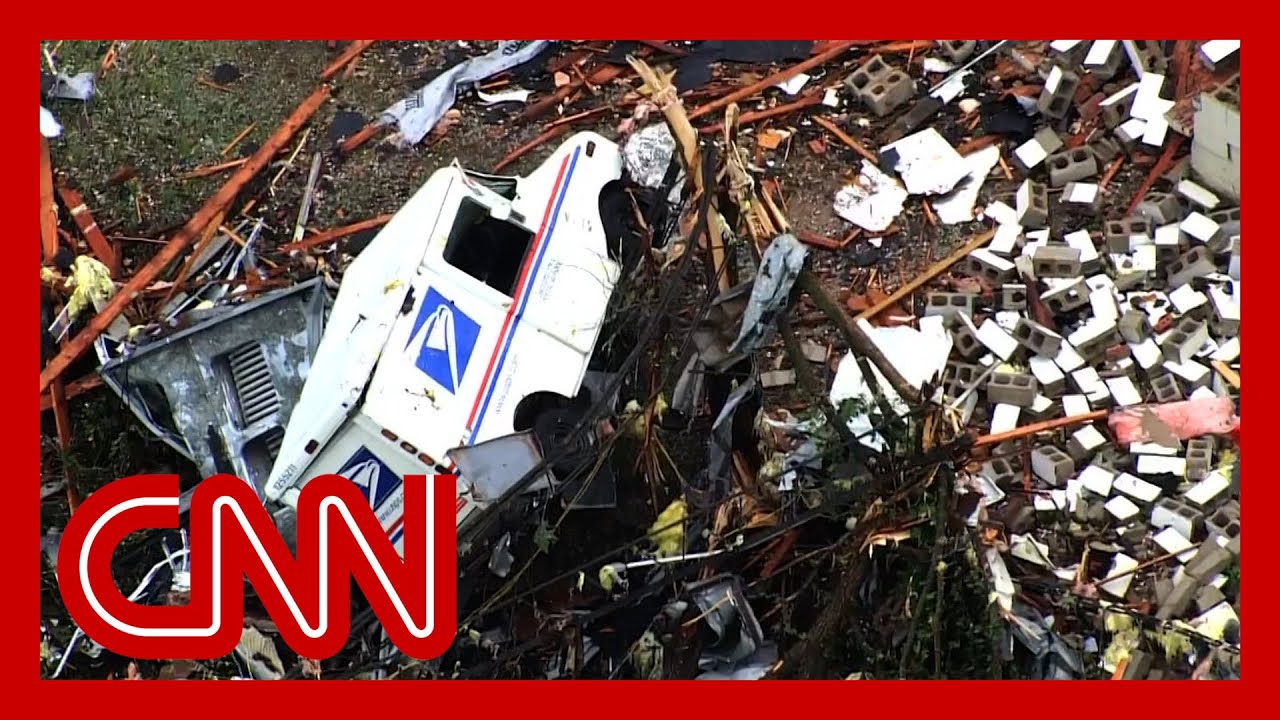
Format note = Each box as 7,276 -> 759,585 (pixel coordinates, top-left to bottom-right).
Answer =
16,17 -> 1262,704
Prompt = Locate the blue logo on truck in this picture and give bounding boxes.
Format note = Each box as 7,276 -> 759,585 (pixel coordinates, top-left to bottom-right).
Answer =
336,446 -> 402,510
405,287 -> 481,393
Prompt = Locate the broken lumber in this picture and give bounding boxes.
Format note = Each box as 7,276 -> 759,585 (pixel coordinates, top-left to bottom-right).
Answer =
688,41 -> 856,121
855,229 -> 995,322
278,214 -> 393,253
40,135 -> 58,263
321,40 -> 375,80
39,82 -> 332,395
56,187 -> 118,276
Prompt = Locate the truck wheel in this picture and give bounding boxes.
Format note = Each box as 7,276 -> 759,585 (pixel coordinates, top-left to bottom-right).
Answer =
534,407 -> 593,476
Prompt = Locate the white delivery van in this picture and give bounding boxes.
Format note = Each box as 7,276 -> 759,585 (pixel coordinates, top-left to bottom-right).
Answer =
265,132 -> 628,552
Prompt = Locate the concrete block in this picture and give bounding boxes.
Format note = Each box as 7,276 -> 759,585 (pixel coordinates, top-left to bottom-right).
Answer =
1152,498 -> 1204,542
989,403 -> 1021,433
1184,438 -> 1215,481
1013,317 -> 1063,358
939,40 -> 976,62
1163,359 -> 1211,389
999,283 -> 1027,311
963,249 -> 1016,287
1100,84 -> 1137,128
1046,146 -> 1099,187
1204,505 -> 1240,544
1156,575 -> 1198,619
1105,376 -> 1142,406
1135,191 -> 1183,225
1196,585 -> 1226,614
983,456 -> 1020,486
989,223 -> 1021,257
1168,283 -> 1210,320
1083,40 -> 1124,80
1166,246 -> 1217,288
1153,223 -> 1183,267
1068,318 -> 1121,361
1153,525 -> 1193,557
1114,472 -> 1161,503
987,372 -> 1038,407
1054,340 -> 1087,374
1025,394 -> 1055,421
1067,423 -> 1108,462
1184,544 -> 1233,582
925,292 -> 978,319
1104,494 -> 1140,521
1160,317 -> 1210,364
845,56 -> 915,117
1064,230 -> 1102,275
949,316 -> 983,360
1181,211 -> 1222,245
1133,40 -> 1169,74
1177,179 -> 1220,210
1207,285 -> 1240,337
760,369 -> 796,388
1206,206 -> 1240,237
1117,310 -> 1149,344
1016,179 -> 1050,228
1032,245 -> 1082,278
1043,278 -> 1090,314
1136,454 -> 1186,476
1031,445 -> 1075,486
1149,373 -> 1184,403
1104,216 -> 1151,254
1036,65 -> 1080,119
1088,135 -> 1122,164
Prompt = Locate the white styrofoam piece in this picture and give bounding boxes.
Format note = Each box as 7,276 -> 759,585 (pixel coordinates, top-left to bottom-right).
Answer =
1113,472 -> 1161,503
1136,454 -> 1187,476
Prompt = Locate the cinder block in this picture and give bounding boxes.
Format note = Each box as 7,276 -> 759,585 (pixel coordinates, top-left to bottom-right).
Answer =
986,372 -> 1038,407
1204,506 -> 1240,543
1206,206 -> 1240,237
1117,310 -> 1149,344
1043,278 -> 1090,314
1160,317 -> 1210,364
1135,191 -> 1184,225
1031,445 -> 1075,486
1012,317 -> 1063,358
1067,318 -> 1122,362
1134,40 -> 1169,74
983,456 -> 1020,486
845,56 -> 915,117
1089,135 -> 1122,164
1016,179 -> 1051,229
1153,223 -> 1183,268
939,40 -> 976,62
1046,146 -> 1099,187
1149,372 -> 1184,404
1036,65 -> 1081,119
1184,544 -> 1233,582
963,249 -> 1015,287
925,292 -> 978,319
1156,576 -> 1198,619
1196,585 -> 1226,614
1033,245 -> 1082,278
1152,496 -> 1204,541
1100,87 -> 1136,129
1083,40 -> 1124,80
1104,216 -> 1152,254
1095,444 -> 1131,474
1064,230 -> 1102,275
1185,438 -> 1214,481
1208,285 -> 1240,337
950,317 -> 983,360
1067,423 -> 1108,462
999,283 -> 1027,311
1166,246 -> 1217,288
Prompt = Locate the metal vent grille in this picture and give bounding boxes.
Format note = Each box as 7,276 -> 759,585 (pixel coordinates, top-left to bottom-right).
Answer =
227,343 -> 280,428
262,426 -> 285,461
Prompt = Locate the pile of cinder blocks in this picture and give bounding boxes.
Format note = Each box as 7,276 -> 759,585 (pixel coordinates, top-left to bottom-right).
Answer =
933,40 -> 1241,677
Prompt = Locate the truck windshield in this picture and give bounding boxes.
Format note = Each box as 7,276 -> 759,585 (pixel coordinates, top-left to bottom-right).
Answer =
443,197 -> 534,297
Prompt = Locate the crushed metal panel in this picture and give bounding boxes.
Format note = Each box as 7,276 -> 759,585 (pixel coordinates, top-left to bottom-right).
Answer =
448,430 -> 554,502
100,278 -> 327,496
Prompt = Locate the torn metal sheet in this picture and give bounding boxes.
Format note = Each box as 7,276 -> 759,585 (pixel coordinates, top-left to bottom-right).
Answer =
381,40 -> 553,146
932,144 -> 1001,224
46,71 -> 95,101
833,160 -> 908,232
448,430 -> 555,502
687,575 -> 765,666
882,128 -> 969,195
728,234 -> 807,356
99,279 -> 328,503
692,281 -> 753,370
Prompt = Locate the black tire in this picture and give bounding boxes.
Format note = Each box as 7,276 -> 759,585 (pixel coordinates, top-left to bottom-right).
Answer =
533,406 -> 594,475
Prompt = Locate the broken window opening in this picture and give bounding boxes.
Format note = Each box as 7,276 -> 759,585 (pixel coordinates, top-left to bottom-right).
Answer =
444,197 -> 534,297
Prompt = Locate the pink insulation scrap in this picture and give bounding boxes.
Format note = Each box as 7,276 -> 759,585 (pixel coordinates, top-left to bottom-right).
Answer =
1108,396 -> 1239,445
